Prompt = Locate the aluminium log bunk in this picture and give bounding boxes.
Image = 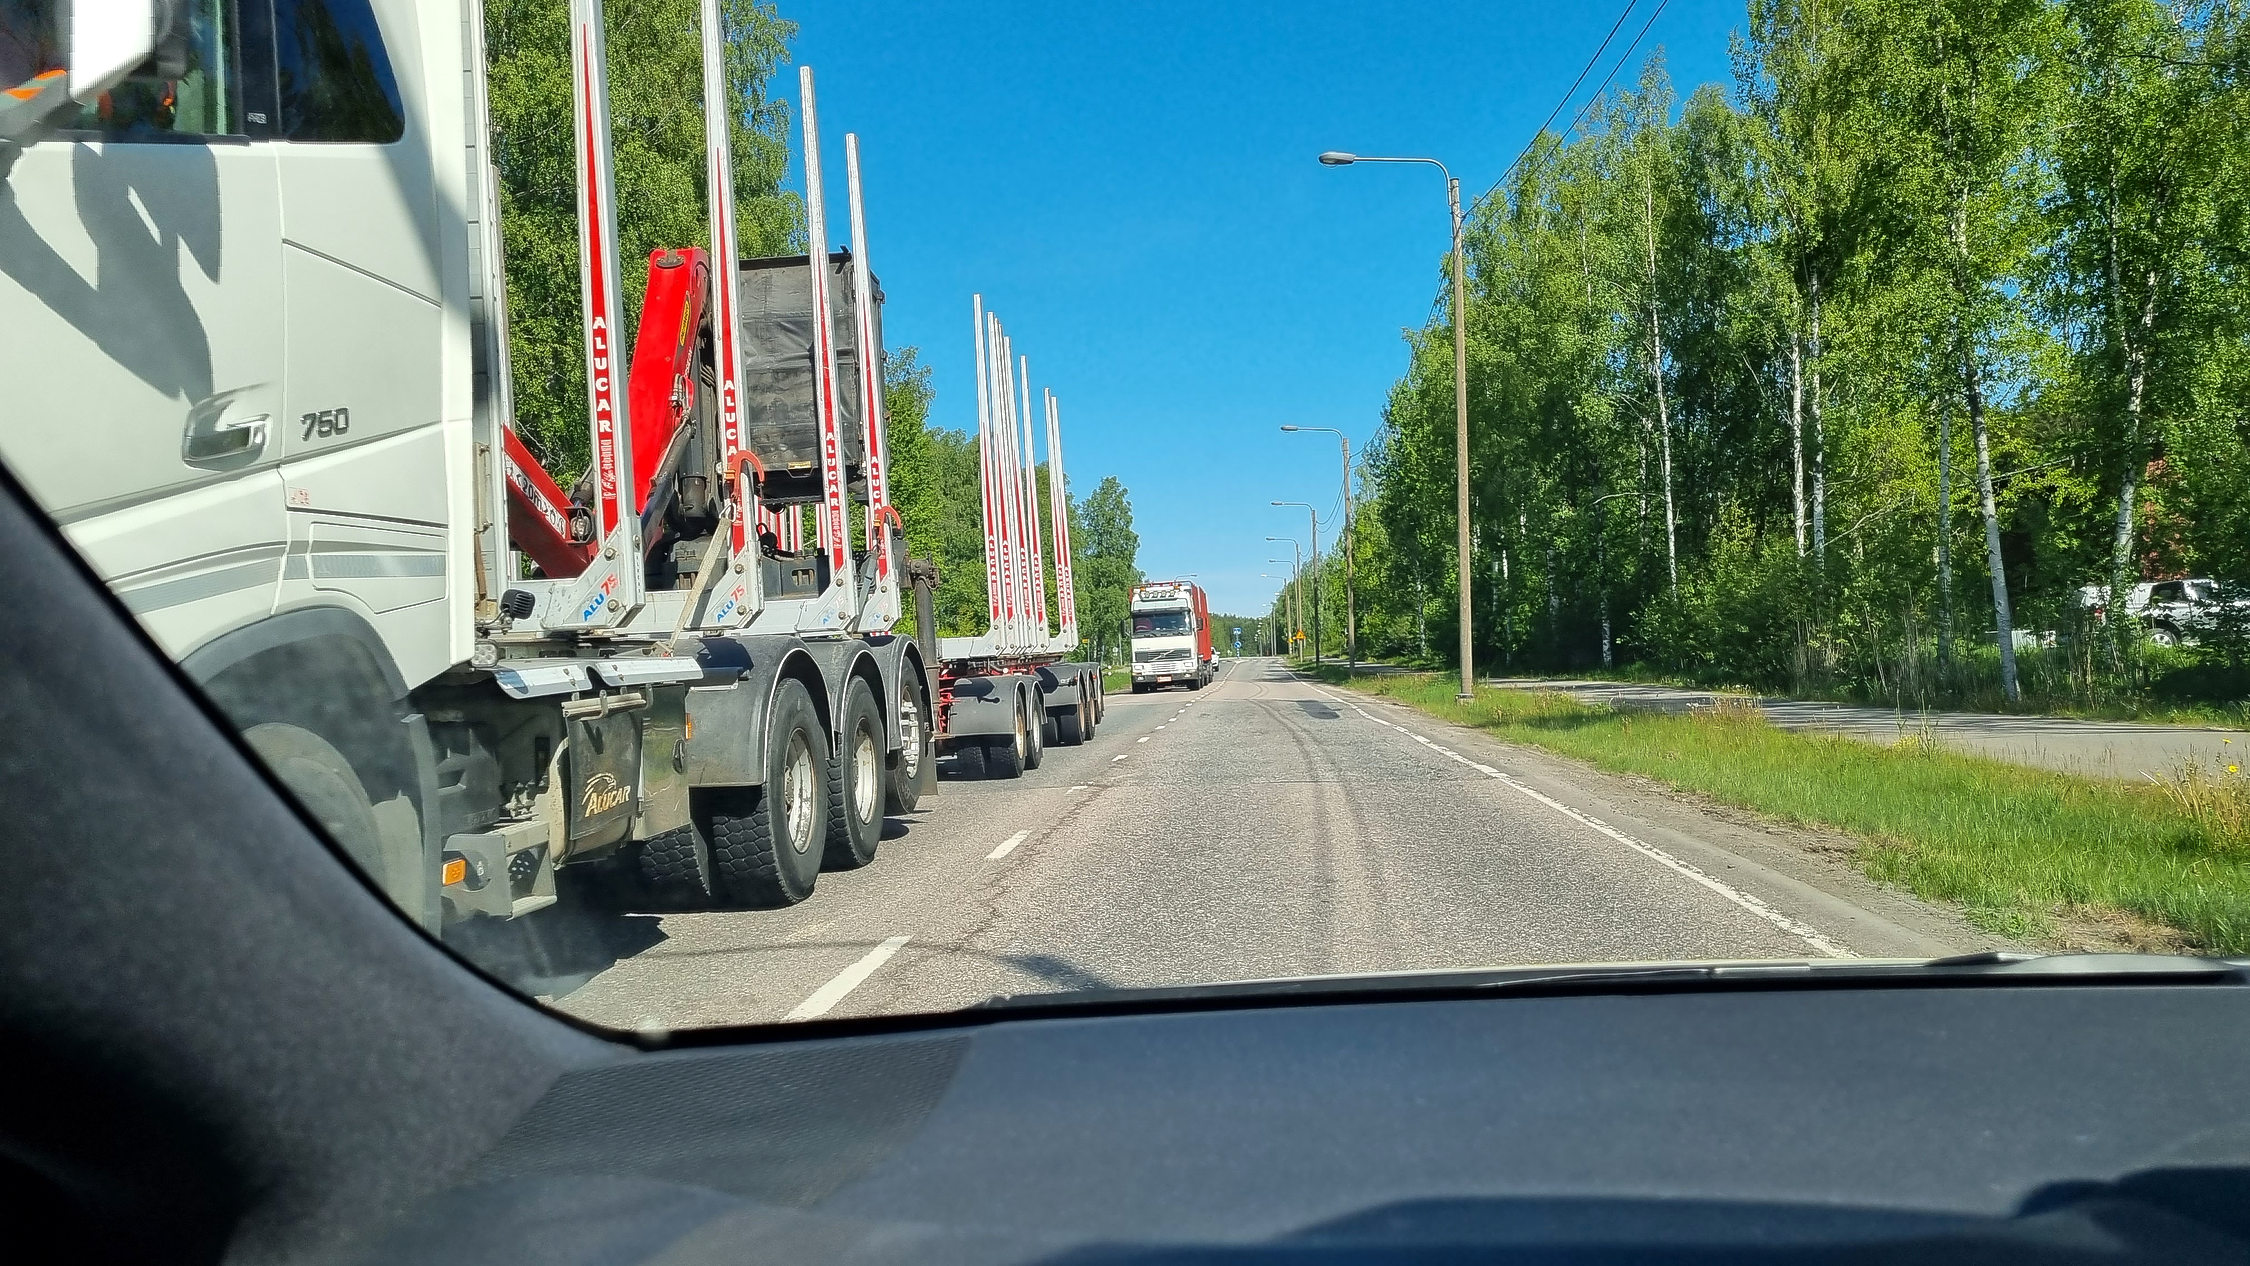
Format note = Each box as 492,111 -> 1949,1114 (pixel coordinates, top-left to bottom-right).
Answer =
929,298 -> 1107,779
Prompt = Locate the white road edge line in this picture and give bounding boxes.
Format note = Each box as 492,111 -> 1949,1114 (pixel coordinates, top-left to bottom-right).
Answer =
1309,688 -> 1852,959
785,935 -> 910,1022
987,830 -> 1031,861
1069,784 -> 1088,791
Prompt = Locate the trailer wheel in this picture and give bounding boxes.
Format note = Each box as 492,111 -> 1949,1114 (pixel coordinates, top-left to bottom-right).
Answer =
700,678 -> 825,906
1024,691 -> 1047,770
950,738 -> 988,779
823,678 -> 884,870
636,822 -> 714,906
886,670 -> 932,814
985,701 -> 1027,779
1056,695 -> 1087,745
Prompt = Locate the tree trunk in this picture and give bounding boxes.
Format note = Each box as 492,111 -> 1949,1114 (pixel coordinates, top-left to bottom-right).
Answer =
1938,406 -> 1954,672
1967,340 -> 2019,702
1808,272 -> 1827,563
2106,269 -> 2158,662
1642,154 -> 1678,593
1789,328 -> 1806,556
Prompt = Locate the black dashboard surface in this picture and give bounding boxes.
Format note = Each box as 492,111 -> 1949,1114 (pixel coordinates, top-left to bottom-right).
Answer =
358,982 -> 2250,1264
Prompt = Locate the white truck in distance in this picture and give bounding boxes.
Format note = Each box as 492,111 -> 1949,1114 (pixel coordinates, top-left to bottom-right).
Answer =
1128,581 -> 1213,692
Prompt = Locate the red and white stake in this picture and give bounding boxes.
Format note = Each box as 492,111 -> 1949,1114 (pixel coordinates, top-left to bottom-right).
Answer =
798,66 -> 853,613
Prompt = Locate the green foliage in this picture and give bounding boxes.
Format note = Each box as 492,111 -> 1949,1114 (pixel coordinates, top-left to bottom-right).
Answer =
1352,0 -> 2250,714
485,0 -> 800,476
1077,477 -> 1142,664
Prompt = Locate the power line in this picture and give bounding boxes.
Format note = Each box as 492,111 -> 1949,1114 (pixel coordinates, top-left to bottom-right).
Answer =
1469,0 -> 1673,219
1489,0 -> 1640,203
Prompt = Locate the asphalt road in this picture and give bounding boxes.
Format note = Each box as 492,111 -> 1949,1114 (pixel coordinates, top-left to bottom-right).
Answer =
529,658 -> 1985,1033
1487,677 -> 2249,781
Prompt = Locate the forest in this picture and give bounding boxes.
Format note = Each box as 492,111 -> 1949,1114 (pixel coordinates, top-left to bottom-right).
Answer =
1318,0 -> 2250,713
481,0 -> 1142,651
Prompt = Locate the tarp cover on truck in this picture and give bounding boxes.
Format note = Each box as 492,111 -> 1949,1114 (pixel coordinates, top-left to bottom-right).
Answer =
737,251 -> 881,496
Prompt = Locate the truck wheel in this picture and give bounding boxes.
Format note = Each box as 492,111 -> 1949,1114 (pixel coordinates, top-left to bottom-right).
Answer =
985,701 -> 1027,779
700,678 -> 825,906
1091,675 -> 1106,727
1056,696 -> 1087,745
823,678 -> 884,870
2150,624 -> 2180,647
886,670 -> 932,814
1025,691 -> 1047,770
636,822 -> 714,906
950,738 -> 987,780
246,722 -> 429,925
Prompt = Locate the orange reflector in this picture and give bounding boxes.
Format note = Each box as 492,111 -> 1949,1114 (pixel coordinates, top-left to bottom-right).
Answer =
684,716 -> 694,741
442,857 -> 467,886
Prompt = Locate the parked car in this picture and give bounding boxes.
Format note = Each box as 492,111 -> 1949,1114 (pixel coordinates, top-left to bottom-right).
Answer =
2081,578 -> 2247,646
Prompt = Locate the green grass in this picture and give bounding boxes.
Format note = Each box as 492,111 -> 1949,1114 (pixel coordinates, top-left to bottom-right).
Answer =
1488,658 -> 2250,729
1312,666 -> 2250,954
1103,667 -> 1132,693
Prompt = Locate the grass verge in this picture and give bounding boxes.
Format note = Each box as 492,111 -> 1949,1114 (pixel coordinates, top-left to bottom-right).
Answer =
1309,665 -> 2250,954
1102,667 -> 1132,694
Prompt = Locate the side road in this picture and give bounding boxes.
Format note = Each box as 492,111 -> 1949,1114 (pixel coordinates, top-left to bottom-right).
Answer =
1487,677 -> 2247,781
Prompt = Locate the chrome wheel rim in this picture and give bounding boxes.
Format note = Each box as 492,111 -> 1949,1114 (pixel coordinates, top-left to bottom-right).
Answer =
851,725 -> 880,822
783,734 -> 816,854
898,694 -> 923,782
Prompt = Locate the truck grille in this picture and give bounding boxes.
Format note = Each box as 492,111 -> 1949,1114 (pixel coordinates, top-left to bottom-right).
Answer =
1134,648 -> 1192,665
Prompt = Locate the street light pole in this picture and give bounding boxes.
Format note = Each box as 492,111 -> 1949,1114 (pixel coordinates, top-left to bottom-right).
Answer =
1272,501 -> 1321,665
1319,151 -> 1474,698
1265,538 -> 1303,658
1281,425 -> 1354,666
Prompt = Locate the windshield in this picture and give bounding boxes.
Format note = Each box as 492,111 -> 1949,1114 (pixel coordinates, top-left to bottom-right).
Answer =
1134,612 -> 1191,637
6,0 -> 2249,1033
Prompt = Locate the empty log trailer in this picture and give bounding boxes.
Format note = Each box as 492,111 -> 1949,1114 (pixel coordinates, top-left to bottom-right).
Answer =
929,301 -> 1106,779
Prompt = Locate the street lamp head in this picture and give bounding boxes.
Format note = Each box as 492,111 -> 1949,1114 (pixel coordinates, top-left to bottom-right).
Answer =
1279,424 -> 1301,432
1318,151 -> 1357,166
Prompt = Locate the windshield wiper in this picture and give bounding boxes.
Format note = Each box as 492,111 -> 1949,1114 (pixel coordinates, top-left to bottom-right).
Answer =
970,952 -> 2250,1017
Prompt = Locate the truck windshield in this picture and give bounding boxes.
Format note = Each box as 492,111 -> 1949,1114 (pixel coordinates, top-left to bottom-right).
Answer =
1134,612 -> 1190,637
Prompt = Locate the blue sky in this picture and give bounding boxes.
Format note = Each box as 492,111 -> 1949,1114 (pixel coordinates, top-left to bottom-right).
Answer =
791,1 -> 1749,617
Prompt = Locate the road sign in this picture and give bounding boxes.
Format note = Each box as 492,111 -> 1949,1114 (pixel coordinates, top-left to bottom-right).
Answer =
1232,625 -> 1241,652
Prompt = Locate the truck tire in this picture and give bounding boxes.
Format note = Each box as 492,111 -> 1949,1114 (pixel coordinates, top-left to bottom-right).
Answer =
823,677 -> 884,870
1025,691 -> 1046,770
636,822 -> 714,906
886,669 -> 932,814
246,722 -> 429,926
699,678 -> 825,906
1056,696 -> 1087,745
950,738 -> 987,780
985,700 -> 1027,779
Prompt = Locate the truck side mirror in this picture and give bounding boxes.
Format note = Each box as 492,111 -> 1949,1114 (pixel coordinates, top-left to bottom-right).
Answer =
0,0 -> 176,143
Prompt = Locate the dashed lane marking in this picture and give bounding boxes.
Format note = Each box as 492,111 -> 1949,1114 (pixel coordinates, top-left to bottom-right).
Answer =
785,936 -> 911,1021
987,830 -> 1031,861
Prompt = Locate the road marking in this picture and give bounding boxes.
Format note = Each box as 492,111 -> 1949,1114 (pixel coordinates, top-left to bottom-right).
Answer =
785,935 -> 910,1021
1156,724 -> 1168,730
1309,688 -> 1852,959
987,829 -> 1031,860
1137,736 -> 1150,743
1112,754 -> 1129,762
1069,784 -> 1088,791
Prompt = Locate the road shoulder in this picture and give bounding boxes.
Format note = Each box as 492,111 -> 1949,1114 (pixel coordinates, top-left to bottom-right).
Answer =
1317,680 -> 2034,960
